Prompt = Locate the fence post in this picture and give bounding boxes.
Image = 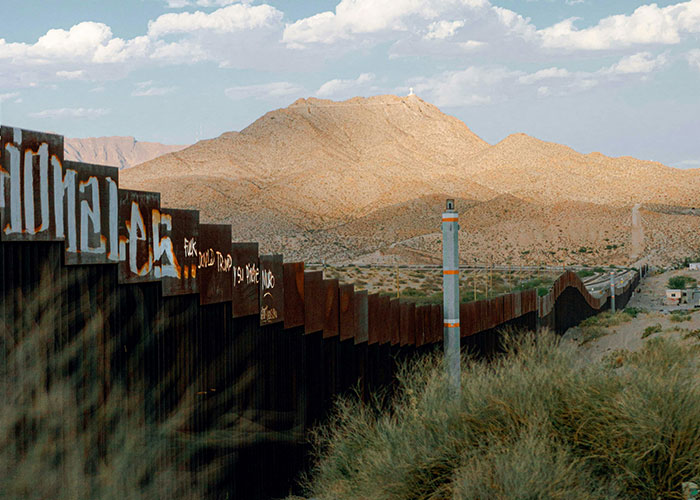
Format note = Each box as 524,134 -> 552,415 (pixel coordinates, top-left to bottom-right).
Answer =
442,199 -> 460,398
610,272 -> 616,313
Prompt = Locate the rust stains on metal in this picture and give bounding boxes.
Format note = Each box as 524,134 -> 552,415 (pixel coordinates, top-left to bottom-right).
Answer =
323,278 -> 339,338
283,262 -> 304,329
118,189 -> 160,285
339,283 -> 355,341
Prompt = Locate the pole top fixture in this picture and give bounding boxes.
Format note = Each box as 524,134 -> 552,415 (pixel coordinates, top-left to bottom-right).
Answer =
446,199 -> 455,212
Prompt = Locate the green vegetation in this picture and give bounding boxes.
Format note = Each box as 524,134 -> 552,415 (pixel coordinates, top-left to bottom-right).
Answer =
593,267 -> 606,273
623,306 -> 646,318
513,277 -> 552,294
643,323 -> 663,338
670,310 -> 692,323
301,333 -> 700,499
668,275 -> 697,289
577,269 -> 595,278
578,310 -> 637,344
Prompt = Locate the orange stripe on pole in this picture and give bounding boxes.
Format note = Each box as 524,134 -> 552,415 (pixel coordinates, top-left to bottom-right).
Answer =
442,217 -> 458,221
444,322 -> 460,328
443,270 -> 459,275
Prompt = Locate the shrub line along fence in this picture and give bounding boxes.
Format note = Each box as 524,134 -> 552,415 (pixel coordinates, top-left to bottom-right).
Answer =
0,125 -> 644,499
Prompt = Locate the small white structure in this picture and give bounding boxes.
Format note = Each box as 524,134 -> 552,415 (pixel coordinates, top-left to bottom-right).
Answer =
666,289 -> 682,305
689,262 -> 700,270
665,288 -> 700,306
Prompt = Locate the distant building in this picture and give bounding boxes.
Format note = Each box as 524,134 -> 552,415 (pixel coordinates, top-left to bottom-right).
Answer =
665,288 -> 700,306
666,289 -> 682,305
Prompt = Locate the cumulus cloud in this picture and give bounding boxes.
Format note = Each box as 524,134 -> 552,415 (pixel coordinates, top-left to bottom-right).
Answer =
316,73 -> 375,98
604,51 -> 667,74
0,92 -> 20,103
410,66 -> 521,107
29,107 -> 110,119
132,80 -> 176,96
688,48 -> 700,70
165,0 -> 251,7
56,70 -> 86,80
147,4 -> 281,38
283,0 -> 530,48
412,48 -> 670,107
224,81 -> 304,100
518,67 -> 571,84
425,20 -> 465,40
538,1 -> 700,50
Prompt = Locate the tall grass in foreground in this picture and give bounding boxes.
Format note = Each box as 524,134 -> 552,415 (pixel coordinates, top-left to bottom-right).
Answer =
0,266 -> 204,499
302,331 -> 700,499
1,264 -> 293,499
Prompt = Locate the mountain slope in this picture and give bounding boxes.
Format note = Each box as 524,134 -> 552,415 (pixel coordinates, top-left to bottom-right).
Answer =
65,136 -> 187,170
120,94 -> 700,265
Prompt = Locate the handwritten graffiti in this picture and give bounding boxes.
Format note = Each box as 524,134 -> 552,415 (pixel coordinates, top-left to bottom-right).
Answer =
184,237 -> 197,257
260,305 -> 278,322
259,254 -> 284,325
152,209 -> 179,279
261,269 -> 275,298
0,129 -> 120,265
234,262 -> 259,287
197,224 -> 233,305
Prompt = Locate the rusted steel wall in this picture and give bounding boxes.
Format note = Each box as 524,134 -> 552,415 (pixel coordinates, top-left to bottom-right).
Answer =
0,124 -> 643,500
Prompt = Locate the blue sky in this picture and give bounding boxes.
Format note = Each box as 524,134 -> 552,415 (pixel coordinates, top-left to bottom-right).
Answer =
0,0 -> 698,167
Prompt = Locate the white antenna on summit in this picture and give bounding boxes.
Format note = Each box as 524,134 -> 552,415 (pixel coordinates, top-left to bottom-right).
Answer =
408,87 -> 414,96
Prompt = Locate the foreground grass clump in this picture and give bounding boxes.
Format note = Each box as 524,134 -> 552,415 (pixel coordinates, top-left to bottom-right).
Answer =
302,332 -> 700,499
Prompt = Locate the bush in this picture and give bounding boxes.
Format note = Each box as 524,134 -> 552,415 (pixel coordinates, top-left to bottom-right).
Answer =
668,275 -> 697,289
624,306 -> 646,318
670,310 -> 692,323
577,269 -> 595,278
643,323 -> 663,338
302,333 -> 700,500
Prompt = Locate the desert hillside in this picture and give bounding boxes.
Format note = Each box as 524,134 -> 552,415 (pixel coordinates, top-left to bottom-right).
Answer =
65,136 -> 187,169
120,94 -> 700,267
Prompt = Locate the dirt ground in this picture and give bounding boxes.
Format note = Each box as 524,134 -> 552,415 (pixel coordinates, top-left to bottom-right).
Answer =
562,267 -> 700,362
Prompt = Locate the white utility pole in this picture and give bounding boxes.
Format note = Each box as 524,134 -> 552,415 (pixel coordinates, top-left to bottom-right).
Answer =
442,199 -> 460,398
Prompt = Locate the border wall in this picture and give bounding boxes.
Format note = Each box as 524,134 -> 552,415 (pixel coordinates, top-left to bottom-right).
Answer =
0,125 -> 644,498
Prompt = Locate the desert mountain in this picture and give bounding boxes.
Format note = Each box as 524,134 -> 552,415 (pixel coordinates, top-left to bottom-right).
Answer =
121,94 -> 700,266
65,136 -> 187,170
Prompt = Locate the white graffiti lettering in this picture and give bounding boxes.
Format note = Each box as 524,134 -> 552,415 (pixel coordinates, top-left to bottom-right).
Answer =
184,237 -> 197,257
152,210 -> 179,279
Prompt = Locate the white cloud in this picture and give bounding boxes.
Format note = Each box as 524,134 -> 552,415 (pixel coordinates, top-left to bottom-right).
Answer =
518,67 -> 571,84
29,107 -> 110,119
283,0 -> 530,47
132,80 -> 176,96
316,73 -> 375,97
56,70 -> 85,80
0,92 -> 20,103
410,66 -> 521,107
165,0 -> 250,7
539,1 -> 700,50
425,20 -> 465,40
604,51 -> 667,74
459,40 -> 486,50
165,0 -> 191,7
224,81 -> 304,100
0,3 -> 289,86
0,22 -> 149,64
688,48 -> 700,70
147,4 -> 281,38
672,159 -> 700,168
